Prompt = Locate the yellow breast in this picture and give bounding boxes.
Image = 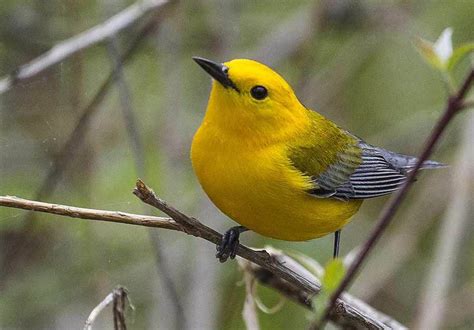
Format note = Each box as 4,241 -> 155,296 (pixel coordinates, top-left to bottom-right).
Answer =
191,124 -> 362,241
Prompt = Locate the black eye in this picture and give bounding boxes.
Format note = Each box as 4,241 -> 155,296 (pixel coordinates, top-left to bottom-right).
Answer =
250,85 -> 268,100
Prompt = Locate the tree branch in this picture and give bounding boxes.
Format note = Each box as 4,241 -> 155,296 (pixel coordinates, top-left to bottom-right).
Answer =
316,68 -> 474,327
238,249 -> 407,330
0,180 -> 406,329
0,195 -> 181,231
0,0 -> 168,94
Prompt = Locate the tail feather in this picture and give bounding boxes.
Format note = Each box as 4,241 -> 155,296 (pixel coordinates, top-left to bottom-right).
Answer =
396,156 -> 447,171
419,159 -> 447,169
373,147 -> 447,170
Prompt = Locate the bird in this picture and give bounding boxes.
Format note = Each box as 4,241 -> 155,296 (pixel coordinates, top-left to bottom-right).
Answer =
191,57 -> 444,262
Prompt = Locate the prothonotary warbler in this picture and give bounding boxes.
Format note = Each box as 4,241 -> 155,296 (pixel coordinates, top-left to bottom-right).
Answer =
191,57 -> 444,262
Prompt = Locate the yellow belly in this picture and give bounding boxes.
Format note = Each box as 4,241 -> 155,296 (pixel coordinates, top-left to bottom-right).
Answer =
191,127 -> 362,241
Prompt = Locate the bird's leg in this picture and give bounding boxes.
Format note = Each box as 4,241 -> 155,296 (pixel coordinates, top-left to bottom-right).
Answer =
216,226 -> 248,263
333,230 -> 341,259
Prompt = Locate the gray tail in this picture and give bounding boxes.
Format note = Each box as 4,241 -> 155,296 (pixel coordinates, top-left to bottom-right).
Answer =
401,157 -> 447,171
377,147 -> 447,170
419,159 -> 447,169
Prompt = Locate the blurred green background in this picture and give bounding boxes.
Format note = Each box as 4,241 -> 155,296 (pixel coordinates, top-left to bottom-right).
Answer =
1,0 -> 473,329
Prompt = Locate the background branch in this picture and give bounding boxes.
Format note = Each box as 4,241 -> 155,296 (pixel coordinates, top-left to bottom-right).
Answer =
104,20 -> 185,328
0,0 -> 168,94
84,286 -> 131,330
32,4 -> 170,204
84,291 -> 115,330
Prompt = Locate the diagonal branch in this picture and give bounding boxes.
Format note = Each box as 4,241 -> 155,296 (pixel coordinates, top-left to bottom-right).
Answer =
0,14 -> 167,278
0,0 -> 168,94
0,182 -> 406,329
31,4 -> 171,203
316,68 -> 474,327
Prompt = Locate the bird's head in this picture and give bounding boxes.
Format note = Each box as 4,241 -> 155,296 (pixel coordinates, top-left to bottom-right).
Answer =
193,57 -> 309,142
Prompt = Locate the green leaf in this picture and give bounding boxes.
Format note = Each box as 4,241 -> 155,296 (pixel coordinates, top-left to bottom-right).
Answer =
311,259 -> 346,321
447,43 -> 474,71
321,259 -> 346,293
415,28 -> 457,72
415,38 -> 443,70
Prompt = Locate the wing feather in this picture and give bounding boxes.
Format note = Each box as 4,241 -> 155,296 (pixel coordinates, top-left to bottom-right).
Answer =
289,127 -> 444,201
300,141 -> 409,200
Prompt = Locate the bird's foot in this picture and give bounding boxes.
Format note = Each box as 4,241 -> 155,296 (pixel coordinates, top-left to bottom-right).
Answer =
216,226 -> 247,263
333,230 -> 341,259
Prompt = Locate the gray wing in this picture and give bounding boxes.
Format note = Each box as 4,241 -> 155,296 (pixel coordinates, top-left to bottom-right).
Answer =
311,141 -> 444,201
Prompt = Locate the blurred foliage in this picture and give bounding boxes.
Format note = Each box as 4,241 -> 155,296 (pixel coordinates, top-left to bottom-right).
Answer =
416,27 -> 474,91
1,0 -> 473,329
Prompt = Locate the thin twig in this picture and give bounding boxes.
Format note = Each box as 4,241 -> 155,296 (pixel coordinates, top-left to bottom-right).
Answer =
113,287 -> 129,330
0,0 -> 168,94
84,286 -> 131,330
84,292 -> 114,330
0,196 -> 180,231
316,69 -> 474,328
0,186 -> 405,329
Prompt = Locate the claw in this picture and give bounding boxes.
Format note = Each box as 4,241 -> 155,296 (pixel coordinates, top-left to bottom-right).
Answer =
216,226 -> 247,262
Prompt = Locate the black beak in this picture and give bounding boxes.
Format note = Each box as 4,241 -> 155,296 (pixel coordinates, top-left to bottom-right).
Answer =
193,57 -> 239,92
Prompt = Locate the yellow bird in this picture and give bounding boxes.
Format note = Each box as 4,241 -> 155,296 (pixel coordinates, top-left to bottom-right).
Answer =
191,57 -> 443,262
